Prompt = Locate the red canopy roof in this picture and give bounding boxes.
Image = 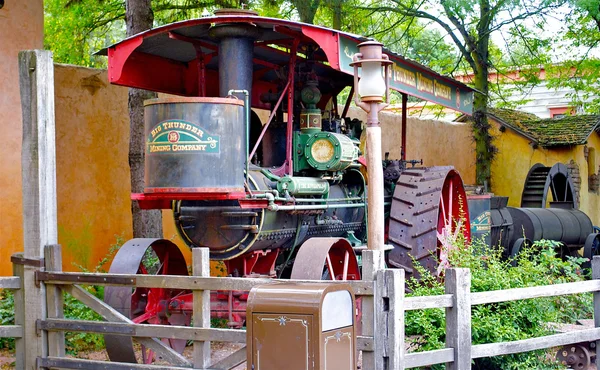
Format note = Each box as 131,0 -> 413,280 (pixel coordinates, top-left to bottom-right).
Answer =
102,15 -> 474,114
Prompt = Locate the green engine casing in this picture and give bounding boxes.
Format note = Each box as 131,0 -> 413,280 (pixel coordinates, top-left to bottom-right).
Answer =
293,131 -> 359,172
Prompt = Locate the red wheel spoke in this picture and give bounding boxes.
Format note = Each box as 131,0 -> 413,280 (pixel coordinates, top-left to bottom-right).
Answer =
133,309 -> 158,324
439,194 -> 447,228
448,180 -> 454,230
141,345 -> 154,364
326,253 -> 336,281
161,251 -> 169,275
139,264 -> 149,275
342,251 -> 349,281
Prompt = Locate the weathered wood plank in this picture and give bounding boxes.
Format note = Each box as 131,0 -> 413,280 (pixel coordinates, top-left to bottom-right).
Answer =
357,335 -> 374,352
38,357 -> 201,370
592,256 -> 600,370
0,326 -> 23,338
404,348 -> 454,368
404,294 -> 453,310
471,280 -> 600,306
446,268 -> 471,370
210,346 -> 246,370
40,317 -> 371,349
45,244 -> 66,357
37,272 -> 374,295
361,250 -> 384,370
0,277 -> 21,290
12,260 -> 25,368
375,269 -> 405,369
39,318 -> 247,342
193,248 -> 211,369
471,328 -> 600,358
19,49 -> 57,370
63,285 -> 191,367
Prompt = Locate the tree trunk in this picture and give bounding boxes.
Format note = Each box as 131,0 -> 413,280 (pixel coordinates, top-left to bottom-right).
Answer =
293,0 -> 320,24
126,0 -> 162,238
471,13 -> 495,189
332,0 -> 342,30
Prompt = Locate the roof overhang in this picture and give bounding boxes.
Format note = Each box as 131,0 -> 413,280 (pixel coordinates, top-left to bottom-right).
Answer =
101,15 -> 474,114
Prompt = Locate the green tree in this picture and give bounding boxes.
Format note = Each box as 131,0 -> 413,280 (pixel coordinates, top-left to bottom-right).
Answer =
544,1 -> 600,114
365,0 -> 565,187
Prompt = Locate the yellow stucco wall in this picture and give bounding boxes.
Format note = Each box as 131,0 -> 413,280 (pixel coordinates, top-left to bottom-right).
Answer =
53,65 -> 191,272
0,1 -> 44,275
347,107 -> 476,185
490,119 -> 600,225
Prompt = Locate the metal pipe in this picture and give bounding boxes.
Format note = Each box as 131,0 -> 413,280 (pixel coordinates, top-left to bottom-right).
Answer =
293,197 -> 363,203
401,93 -> 408,161
228,89 -> 250,184
269,203 -> 366,212
366,106 -> 385,252
285,40 -> 299,176
249,80 -> 291,160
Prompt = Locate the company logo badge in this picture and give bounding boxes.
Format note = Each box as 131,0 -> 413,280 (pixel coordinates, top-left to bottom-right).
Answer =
147,120 -> 220,154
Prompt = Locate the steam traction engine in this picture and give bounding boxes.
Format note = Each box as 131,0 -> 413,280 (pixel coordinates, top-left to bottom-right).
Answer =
101,10 -> 475,363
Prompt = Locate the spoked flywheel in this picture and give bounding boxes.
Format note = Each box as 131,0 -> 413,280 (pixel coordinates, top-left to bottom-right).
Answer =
387,167 -> 471,278
104,238 -> 190,364
290,238 -> 361,281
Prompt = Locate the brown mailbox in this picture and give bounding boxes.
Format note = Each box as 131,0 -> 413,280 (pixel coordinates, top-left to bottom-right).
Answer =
246,283 -> 356,370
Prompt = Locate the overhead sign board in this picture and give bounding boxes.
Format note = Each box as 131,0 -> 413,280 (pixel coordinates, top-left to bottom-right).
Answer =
338,36 -> 474,114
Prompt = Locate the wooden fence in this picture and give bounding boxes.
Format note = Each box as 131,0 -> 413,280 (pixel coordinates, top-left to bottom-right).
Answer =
5,248 -> 600,369
9,48 -> 600,369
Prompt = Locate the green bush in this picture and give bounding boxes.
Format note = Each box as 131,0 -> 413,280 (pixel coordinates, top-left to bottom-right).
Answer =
405,237 -> 593,370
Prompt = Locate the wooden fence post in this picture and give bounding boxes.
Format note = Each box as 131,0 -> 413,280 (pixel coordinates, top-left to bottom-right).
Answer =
193,248 -> 211,369
45,244 -> 65,358
362,250 -> 385,370
445,268 -> 471,370
375,269 -> 405,370
592,256 -> 600,370
18,49 -> 57,369
12,257 -> 25,369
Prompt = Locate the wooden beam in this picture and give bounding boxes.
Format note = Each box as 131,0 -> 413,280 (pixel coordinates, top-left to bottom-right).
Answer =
361,250 -> 385,370
63,285 -> 191,367
404,294 -> 453,310
404,348 -> 454,368
0,277 -> 21,290
39,357 -> 199,370
471,328 -> 600,359
39,318 -> 246,342
45,244 -> 65,357
18,49 -> 57,369
210,346 -> 246,370
471,279 -> 600,305
193,248 -> 211,369
0,325 -> 23,338
37,272 -> 374,295
445,269 -> 471,370
375,269 -> 405,369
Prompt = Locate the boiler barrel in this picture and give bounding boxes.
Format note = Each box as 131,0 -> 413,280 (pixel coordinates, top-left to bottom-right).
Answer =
144,97 -> 245,193
490,207 -> 594,248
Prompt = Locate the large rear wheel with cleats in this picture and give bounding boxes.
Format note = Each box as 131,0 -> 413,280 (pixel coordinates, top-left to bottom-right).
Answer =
387,167 -> 471,278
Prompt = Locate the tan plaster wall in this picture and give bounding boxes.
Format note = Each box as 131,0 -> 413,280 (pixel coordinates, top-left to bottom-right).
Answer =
346,107 -> 476,185
53,65 -> 190,272
0,0 -> 44,275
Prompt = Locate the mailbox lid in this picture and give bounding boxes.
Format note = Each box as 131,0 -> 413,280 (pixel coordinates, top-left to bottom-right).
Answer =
247,283 -> 354,316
